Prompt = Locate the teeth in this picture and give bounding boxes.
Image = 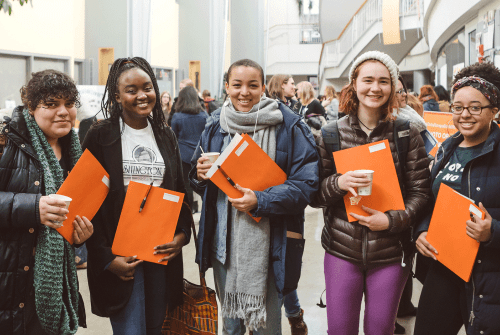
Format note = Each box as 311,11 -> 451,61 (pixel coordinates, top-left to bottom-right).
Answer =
240,100 -> 249,103
138,103 -> 148,107
461,123 -> 474,126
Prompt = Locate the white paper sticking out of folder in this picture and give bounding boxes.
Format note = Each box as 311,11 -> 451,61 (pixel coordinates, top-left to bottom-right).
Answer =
102,175 -> 110,188
369,142 -> 386,153
206,133 -> 243,178
163,193 -> 180,203
469,204 -> 482,217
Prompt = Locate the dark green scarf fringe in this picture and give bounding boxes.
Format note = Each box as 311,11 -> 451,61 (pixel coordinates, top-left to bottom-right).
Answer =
23,109 -> 82,335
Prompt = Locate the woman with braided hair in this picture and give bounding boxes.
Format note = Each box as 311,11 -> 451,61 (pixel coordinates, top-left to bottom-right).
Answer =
414,62 -> 500,335
82,57 -> 193,334
0,69 -> 94,334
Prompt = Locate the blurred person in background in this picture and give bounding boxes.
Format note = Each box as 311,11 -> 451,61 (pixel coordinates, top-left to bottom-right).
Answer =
297,81 -> 326,136
202,89 -> 220,115
267,74 -> 301,114
171,86 -> 208,213
434,85 -> 451,113
160,91 -> 172,121
420,85 -> 441,111
169,78 -> 205,126
322,85 -> 340,121
407,94 -> 424,117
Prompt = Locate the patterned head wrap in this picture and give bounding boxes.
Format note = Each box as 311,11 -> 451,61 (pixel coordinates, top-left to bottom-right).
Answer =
451,76 -> 500,107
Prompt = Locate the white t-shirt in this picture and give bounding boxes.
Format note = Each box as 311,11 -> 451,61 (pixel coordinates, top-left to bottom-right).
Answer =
120,119 -> 165,187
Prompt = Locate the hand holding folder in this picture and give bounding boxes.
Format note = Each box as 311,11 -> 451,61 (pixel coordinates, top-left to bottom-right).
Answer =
56,149 -> 110,244
332,139 -> 405,222
426,184 -> 485,282
206,133 -> 287,222
112,181 -> 184,264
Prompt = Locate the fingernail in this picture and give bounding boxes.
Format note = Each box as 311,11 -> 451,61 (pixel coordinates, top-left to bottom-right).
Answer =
154,252 -> 157,255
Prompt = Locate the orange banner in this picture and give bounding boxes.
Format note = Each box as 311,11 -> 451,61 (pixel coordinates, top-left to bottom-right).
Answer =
423,112 -> 457,156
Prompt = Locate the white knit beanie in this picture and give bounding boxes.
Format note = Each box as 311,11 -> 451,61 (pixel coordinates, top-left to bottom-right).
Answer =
349,51 -> 399,88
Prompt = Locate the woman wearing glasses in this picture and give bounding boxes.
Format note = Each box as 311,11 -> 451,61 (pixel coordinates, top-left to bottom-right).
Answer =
414,62 -> 500,335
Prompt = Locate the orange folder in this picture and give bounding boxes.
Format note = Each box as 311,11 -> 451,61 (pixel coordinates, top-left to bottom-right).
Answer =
426,183 -> 484,282
56,149 -> 110,244
112,181 -> 184,264
206,133 -> 287,222
332,139 -> 405,222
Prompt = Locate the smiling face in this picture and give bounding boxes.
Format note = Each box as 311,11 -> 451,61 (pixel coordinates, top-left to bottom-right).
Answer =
452,86 -> 498,146
31,97 -> 77,143
282,77 -> 296,98
115,68 -> 156,128
225,66 -> 265,112
354,60 -> 392,114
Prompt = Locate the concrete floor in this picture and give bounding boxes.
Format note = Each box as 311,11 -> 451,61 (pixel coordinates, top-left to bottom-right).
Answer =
76,207 -> 466,334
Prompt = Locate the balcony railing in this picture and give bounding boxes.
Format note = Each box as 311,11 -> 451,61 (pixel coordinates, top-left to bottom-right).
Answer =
318,0 -> 422,77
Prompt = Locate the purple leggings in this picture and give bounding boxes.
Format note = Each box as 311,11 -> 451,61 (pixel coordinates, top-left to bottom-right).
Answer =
324,253 -> 410,335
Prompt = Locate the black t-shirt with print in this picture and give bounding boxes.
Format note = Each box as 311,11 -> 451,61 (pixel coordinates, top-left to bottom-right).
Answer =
432,142 -> 485,198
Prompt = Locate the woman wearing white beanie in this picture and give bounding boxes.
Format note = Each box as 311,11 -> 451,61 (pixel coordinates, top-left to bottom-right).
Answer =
312,51 -> 432,334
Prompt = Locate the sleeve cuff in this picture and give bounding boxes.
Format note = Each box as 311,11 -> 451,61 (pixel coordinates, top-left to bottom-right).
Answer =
484,219 -> 500,248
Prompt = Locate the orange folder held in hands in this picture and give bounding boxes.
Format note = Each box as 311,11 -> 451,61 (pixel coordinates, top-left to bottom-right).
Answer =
112,181 -> 184,265
206,133 -> 287,222
332,139 -> 405,222
56,149 -> 110,244
426,184 -> 484,282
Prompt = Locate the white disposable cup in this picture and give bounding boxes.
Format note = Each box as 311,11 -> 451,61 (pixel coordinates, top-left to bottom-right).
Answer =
48,194 -> 72,227
202,152 -> 220,164
355,170 -> 374,196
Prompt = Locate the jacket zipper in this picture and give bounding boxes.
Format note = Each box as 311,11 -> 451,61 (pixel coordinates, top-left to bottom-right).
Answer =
362,227 -> 367,268
467,160 -> 475,327
469,276 -> 476,326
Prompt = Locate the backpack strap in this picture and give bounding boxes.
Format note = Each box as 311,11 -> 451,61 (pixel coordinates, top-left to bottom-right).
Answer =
320,120 -> 340,174
393,118 -> 411,194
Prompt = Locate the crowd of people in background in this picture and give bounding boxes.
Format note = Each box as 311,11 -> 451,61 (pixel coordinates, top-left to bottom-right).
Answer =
1,50 -> 500,335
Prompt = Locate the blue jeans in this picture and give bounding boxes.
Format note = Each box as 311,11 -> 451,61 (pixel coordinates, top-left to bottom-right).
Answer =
284,290 -> 301,318
211,255 -> 283,335
110,264 -> 146,335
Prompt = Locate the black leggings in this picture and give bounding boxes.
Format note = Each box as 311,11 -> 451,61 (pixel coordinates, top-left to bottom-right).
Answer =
414,260 -> 468,335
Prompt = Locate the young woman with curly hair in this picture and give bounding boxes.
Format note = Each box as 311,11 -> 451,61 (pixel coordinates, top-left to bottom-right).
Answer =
0,69 -> 93,334
414,62 -> 500,335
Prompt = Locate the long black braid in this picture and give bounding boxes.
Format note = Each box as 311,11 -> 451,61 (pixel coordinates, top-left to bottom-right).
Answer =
101,57 -> 166,131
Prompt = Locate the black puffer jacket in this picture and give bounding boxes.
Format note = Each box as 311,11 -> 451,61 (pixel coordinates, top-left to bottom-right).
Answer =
0,107 -> 44,334
312,114 -> 432,269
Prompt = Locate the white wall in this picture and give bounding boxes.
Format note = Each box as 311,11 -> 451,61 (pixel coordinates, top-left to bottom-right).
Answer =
150,0 -> 179,69
0,0 -> 85,62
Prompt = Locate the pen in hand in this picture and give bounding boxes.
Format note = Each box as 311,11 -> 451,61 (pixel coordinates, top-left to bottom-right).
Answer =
139,182 -> 154,213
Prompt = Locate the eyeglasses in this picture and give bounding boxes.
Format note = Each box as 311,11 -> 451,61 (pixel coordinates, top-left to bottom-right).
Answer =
450,105 -> 493,115
396,89 -> 406,95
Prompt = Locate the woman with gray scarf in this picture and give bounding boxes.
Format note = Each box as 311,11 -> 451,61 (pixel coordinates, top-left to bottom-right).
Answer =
190,59 -> 319,334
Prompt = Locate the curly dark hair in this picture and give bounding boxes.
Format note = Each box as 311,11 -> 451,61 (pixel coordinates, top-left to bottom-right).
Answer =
101,57 -> 166,130
20,69 -> 80,110
453,62 -> 500,108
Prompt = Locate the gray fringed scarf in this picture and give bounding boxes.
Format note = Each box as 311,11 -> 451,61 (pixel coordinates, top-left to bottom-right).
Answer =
23,109 -> 82,335
220,96 -> 283,330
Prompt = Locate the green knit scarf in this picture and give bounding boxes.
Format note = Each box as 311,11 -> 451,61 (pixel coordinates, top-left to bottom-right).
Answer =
23,109 -> 82,335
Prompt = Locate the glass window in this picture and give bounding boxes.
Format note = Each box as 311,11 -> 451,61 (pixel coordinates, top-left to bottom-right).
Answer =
0,54 -> 27,109
436,29 -> 465,90
33,57 -> 66,73
155,68 -> 173,97
469,30 -> 477,65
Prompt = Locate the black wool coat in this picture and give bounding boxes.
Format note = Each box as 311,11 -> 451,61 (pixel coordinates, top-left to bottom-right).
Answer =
82,118 -> 192,317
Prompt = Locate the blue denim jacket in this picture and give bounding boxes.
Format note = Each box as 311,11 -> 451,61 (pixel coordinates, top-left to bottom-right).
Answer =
189,103 -> 319,297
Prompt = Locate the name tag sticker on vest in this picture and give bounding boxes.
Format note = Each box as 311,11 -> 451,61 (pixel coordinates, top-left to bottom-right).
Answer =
369,142 -> 386,153
469,204 -> 481,217
102,175 -> 110,188
398,130 -> 411,138
235,141 -> 249,157
163,193 -> 180,203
